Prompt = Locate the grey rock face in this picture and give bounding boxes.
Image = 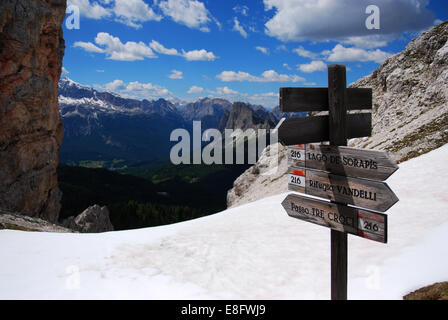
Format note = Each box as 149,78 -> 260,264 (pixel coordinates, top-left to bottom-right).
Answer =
62,205 -> 114,233
349,20 -> 448,162
0,209 -> 74,233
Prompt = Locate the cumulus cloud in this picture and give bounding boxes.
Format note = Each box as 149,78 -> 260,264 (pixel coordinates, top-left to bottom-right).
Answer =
233,17 -> 248,38
324,44 -> 392,63
187,86 -> 204,94
216,86 -> 240,96
298,60 -> 327,73
255,46 -> 269,55
73,41 -> 105,53
181,49 -> 217,61
75,33 -> 217,62
158,0 -> 213,32
216,70 -> 305,83
293,46 -> 318,59
69,0 -> 219,31
263,0 -> 435,42
342,35 -> 391,49
168,70 -> 183,79
113,0 -> 162,29
94,32 -> 157,61
104,79 -> 126,92
67,0 -> 111,19
103,79 -> 171,99
150,40 -> 179,55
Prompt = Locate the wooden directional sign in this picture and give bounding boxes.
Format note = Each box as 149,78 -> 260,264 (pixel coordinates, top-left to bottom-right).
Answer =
278,113 -> 371,145
288,144 -> 398,181
288,168 -> 398,212
280,88 -> 372,112
282,194 -> 387,243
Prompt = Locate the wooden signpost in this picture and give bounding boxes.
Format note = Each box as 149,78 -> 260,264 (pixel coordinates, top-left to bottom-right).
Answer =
278,65 -> 399,300
281,194 -> 387,243
288,144 -> 398,181
287,168 -> 398,212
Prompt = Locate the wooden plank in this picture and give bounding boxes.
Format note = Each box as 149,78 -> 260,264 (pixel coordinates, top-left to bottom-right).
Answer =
278,113 -> 371,146
288,168 -> 399,212
328,64 -> 348,301
279,88 -> 372,112
282,194 -> 387,243
287,145 -> 398,181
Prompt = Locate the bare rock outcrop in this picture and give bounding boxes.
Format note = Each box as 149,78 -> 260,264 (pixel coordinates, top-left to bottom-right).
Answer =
61,205 -> 114,233
0,209 -> 74,233
0,0 -> 66,222
349,20 -> 448,162
227,21 -> 448,208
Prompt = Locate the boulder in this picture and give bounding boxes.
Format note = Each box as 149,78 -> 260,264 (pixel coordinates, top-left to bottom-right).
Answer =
62,205 -> 114,233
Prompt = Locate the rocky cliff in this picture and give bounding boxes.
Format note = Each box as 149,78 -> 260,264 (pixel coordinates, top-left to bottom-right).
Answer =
219,102 -> 278,132
0,0 -> 66,222
227,21 -> 448,208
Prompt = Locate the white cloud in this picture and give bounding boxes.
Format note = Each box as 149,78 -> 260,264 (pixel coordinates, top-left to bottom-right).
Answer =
187,86 -> 204,94
168,70 -> 183,79
182,49 -> 217,61
325,44 -> 392,63
67,0 -> 111,19
216,70 -> 305,83
150,40 -> 179,55
298,60 -> 326,73
247,92 -> 280,109
263,0 -> 435,42
282,63 -> 291,70
75,33 -> 217,62
113,0 -> 162,29
342,35 -> 391,49
293,46 -> 318,59
255,46 -> 269,55
104,79 -> 126,91
216,86 -> 240,96
158,0 -> 213,32
233,17 -> 248,38
103,79 -> 171,99
93,32 -> 157,61
62,67 -> 69,74
74,41 -> 105,53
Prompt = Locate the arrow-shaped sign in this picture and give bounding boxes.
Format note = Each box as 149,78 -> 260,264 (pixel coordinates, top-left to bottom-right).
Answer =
288,168 -> 398,212
288,144 -> 398,181
281,194 -> 387,243
280,87 -> 372,112
278,114 -> 371,145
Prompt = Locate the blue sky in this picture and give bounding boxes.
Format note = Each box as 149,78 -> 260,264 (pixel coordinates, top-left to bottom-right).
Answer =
62,0 -> 448,108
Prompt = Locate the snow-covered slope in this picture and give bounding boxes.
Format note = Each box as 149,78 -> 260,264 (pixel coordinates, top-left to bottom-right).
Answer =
1,145 -> 448,299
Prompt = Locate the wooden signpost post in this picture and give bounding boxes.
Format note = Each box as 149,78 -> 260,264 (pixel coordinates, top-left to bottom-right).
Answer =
278,65 -> 399,300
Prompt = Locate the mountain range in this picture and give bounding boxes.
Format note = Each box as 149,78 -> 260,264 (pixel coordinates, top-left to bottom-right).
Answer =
58,78 -> 281,167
